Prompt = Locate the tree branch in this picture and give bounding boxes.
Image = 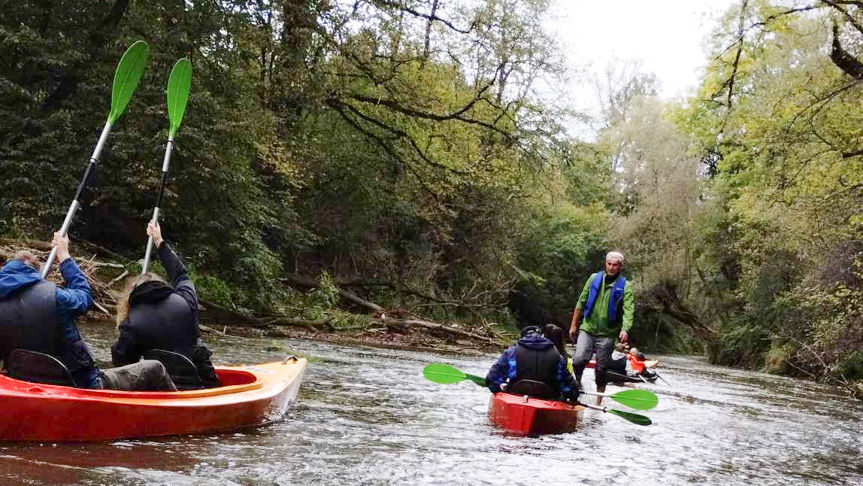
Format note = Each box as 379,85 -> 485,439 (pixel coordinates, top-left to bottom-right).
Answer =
830,24 -> 863,80
370,0 -> 475,34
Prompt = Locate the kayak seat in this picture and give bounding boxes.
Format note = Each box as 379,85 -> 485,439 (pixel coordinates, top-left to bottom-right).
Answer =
5,349 -> 77,387
507,379 -> 559,400
143,349 -> 204,390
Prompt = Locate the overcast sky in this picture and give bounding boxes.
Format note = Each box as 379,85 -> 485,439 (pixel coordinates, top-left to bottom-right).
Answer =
544,0 -> 738,133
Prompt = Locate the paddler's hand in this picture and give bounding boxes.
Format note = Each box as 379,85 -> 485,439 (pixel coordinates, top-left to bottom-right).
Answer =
52,231 -> 71,263
147,221 -> 164,248
568,325 -> 578,342
618,330 -> 629,344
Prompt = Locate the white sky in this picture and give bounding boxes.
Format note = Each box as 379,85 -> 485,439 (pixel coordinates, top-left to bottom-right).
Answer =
545,0 -> 738,133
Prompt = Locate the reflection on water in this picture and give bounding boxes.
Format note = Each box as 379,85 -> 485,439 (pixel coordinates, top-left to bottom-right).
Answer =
1,320 -> 861,485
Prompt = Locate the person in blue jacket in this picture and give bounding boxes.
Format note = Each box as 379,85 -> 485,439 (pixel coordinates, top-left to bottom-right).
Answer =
0,232 -> 175,391
485,326 -> 579,401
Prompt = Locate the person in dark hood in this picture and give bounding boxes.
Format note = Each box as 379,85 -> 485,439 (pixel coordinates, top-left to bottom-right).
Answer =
0,232 -> 175,391
112,221 -> 220,389
542,323 -> 575,376
485,326 -> 579,401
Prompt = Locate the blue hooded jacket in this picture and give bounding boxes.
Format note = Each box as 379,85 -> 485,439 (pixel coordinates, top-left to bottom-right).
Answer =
0,259 -> 99,387
485,333 -> 578,400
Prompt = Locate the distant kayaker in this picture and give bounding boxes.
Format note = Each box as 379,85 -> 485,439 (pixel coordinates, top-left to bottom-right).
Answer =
0,232 -> 176,391
112,221 -> 220,389
486,326 -> 579,401
542,323 -> 574,375
568,251 -> 634,398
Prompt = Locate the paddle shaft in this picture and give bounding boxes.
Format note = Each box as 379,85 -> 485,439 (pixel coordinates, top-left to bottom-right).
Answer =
141,137 -> 174,274
580,402 -> 610,413
579,402 -> 651,425
41,122 -> 112,278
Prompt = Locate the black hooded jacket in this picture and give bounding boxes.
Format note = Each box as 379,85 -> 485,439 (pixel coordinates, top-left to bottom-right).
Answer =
111,243 -> 220,388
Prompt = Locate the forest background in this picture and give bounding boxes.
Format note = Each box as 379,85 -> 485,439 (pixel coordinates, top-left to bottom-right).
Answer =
1,0 -> 861,396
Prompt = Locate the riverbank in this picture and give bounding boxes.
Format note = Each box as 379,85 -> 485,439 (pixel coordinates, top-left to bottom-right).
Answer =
1,238 -> 508,356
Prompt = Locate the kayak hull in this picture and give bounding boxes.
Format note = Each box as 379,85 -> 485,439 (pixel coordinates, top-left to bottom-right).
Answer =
488,392 -> 583,436
0,359 -> 306,442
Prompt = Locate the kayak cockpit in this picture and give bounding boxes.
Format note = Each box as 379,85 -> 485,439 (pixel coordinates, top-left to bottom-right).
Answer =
215,368 -> 258,386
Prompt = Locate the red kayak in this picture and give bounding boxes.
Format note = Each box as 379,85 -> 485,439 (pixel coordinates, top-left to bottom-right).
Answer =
488,392 -> 583,435
0,359 -> 306,442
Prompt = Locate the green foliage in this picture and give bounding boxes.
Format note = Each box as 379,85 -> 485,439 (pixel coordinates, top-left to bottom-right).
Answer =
6,0 -> 858,396
667,2 -> 863,391
307,272 -> 340,316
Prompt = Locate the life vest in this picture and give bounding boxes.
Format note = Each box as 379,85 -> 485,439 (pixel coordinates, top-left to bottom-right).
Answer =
0,281 -> 60,359
0,280 -> 94,379
626,352 -> 645,374
127,294 -> 219,387
582,272 -> 627,324
513,343 -> 562,389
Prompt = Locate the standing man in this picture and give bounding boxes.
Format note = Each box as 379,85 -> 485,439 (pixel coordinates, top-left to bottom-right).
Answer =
568,251 -> 634,399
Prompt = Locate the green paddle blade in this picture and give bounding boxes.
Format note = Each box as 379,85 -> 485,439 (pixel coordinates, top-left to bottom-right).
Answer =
423,363 -> 467,384
108,40 -> 150,124
609,389 -> 658,411
166,58 -> 192,138
607,409 -> 652,426
423,363 -> 487,387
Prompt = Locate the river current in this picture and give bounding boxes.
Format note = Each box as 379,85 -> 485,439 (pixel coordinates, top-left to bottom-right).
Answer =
0,321 -> 861,485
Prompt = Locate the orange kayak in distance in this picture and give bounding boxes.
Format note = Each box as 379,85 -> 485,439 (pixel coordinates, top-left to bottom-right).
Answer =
0,358 -> 307,442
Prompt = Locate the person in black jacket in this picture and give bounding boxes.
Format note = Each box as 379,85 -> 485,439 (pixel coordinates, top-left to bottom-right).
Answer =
112,222 -> 220,389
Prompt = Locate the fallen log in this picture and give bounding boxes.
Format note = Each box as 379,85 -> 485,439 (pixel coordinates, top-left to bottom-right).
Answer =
375,316 -> 498,345
279,275 -> 383,312
0,237 -> 52,251
198,299 -> 270,328
262,316 -> 335,331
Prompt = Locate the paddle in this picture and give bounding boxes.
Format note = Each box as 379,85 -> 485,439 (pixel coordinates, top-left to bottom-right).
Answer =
423,363 -> 487,386
423,363 -> 657,410
42,41 -> 150,278
579,402 -> 652,426
141,58 -> 192,274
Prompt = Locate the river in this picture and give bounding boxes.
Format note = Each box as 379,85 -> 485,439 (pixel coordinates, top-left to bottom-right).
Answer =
1,321 -> 861,485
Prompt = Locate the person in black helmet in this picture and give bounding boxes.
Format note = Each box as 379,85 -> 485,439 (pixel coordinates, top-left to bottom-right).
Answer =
485,326 -> 579,401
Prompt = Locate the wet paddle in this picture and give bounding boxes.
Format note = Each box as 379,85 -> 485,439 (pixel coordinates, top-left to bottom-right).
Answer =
42,41 -> 150,278
141,58 -> 192,274
579,389 -> 657,410
423,363 -> 487,386
580,402 -> 652,426
423,363 -> 657,410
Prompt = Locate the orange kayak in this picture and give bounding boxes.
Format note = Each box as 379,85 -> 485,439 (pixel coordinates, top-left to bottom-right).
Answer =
488,392 -> 583,435
0,358 -> 306,442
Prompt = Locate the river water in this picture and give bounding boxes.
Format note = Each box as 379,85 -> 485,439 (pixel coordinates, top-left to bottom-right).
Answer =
1,321 -> 861,485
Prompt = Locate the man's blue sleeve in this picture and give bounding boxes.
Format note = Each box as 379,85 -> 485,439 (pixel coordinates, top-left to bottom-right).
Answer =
56,258 -> 93,316
486,347 -> 516,393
